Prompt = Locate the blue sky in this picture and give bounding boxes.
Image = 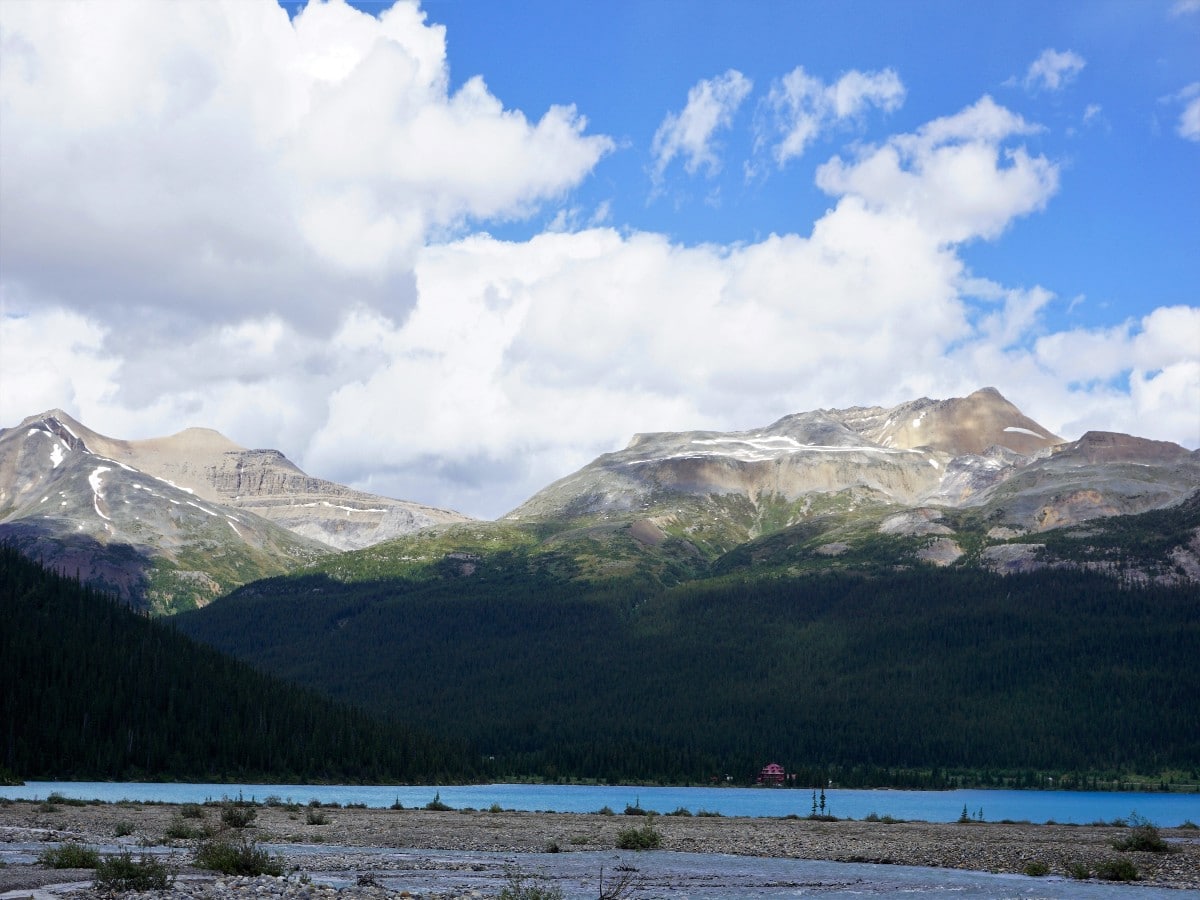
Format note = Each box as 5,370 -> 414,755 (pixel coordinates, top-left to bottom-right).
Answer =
414,0 -> 1200,333
2,0 -> 1198,517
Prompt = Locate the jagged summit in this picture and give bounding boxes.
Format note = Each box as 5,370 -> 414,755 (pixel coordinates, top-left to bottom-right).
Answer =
507,388 -> 1194,540
824,387 -> 1061,456
2,410 -> 473,554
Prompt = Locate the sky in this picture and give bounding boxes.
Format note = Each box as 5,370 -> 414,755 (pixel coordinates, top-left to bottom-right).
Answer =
1,0 -> 1198,520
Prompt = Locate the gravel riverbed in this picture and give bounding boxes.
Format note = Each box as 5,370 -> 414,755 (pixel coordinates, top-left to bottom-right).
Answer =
2,800 -> 1197,897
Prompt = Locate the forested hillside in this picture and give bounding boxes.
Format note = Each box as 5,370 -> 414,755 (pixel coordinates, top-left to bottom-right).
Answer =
178,563 -> 1200,785
0,546 -> 473,782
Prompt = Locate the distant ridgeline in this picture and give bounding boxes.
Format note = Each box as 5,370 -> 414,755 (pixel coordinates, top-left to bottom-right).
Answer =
0,546 -> 474,783
176,558 -> 1200,787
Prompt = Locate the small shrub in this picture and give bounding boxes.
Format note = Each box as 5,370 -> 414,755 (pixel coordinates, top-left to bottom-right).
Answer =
666,807 -> 692,817
622,804 -> 647,816
497,865 -> 564,900
489,802 -> 504,813
424,791 -> 452,811
596,806 -> 615,816
545,840 -> 561,853
1068,862 -> 1091,880
47,793 -> 88,807
194,837 -> 284,877
569,835 -> 589,845
391,798 -> 405,810
39,843 -> 100,869
306,808 -> 329,825
1113,818 -> 1170,852
220,804 -> 257,829
180,803 -> 204,819
1023,861 -> 1050,877
696,809 -> 722,818
1179,819 -> 1198,830
164,818 -> 206,841
615,823 -> 662,850
1095,857 -> 1139,881
94,852 -> 172,891
113,820 -> 135,838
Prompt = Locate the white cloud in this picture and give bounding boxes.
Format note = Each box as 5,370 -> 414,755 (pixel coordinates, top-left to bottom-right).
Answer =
758,66 -> 905,166
0,3 -> 1194,521
1176,83 -> 1200,141
814,96 -> 1057,244
650,70 -> 752,182
0,0 -> 612,334
1021,48 -> 1086,92
1170,0 -> 1200,16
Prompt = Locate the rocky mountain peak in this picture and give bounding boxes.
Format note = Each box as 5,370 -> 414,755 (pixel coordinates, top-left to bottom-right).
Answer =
833,387 -> 1062,456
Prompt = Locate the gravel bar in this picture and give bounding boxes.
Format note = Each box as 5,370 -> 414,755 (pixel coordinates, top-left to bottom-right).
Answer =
2,799 -> 1197,896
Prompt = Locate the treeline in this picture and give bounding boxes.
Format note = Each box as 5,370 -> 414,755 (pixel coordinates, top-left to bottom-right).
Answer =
0,545 -> 474,782
178,563 -> 1200,784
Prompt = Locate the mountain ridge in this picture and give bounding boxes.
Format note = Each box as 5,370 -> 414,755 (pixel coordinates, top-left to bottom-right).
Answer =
3,388 -> 1197,611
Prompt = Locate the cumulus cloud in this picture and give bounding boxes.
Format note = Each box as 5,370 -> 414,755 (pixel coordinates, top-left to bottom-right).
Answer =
0,0 -> 612,335
650,70 -> 753,182
1021,48 -> 1086,92
1,2 -> 1194,520
757,66 -> 905,166
814,96 -> 1057,244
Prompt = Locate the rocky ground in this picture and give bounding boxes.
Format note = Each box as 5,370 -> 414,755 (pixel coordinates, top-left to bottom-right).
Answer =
2,800 -> 1197,897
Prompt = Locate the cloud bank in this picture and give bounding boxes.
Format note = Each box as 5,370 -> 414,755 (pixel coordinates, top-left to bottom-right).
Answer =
1,0 -> 1196,519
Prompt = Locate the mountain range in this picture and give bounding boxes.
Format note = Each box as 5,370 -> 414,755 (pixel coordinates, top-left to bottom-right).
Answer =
5,389 -> 1199,783
2,388 -> 1197,612
0,409 -> 469,611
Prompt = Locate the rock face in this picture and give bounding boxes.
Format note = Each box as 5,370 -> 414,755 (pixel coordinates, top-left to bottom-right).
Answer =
0,410 -> 473,610
1,410 -> 472,552
0,412 -> 327,611
509,388 -> 1076,522
506,388 -> 1199,579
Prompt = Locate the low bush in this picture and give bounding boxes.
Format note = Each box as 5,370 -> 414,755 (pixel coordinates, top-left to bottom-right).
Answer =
94,852 -> 172,891
622,805 -> 647,816
497,865 -> 563,900
113,820 -> 135,837
696,809 -> 722,818
1095,857 -> 1139,881
39,843 -> 100,869
180,803 -> 205,819
666,807 -> 692,817
46,793 -> 90,807
615,823 -> 662,850
1023,861 -> 1050,877
1112,818 -> 1170,853
424,792 -> 452,811
194,837 -> 284,877
596,806 -> 615,816
1068,861 -> 1091,880
164,818 -> 206,841
220,804 -> 257,829
306,808 -> 330,825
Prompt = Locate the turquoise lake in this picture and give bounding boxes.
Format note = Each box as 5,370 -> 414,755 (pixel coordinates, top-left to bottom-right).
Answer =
4,781 -> 1198,826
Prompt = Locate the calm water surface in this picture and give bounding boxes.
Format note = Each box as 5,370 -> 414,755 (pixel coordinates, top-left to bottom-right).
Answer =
4,781 -> 1198,826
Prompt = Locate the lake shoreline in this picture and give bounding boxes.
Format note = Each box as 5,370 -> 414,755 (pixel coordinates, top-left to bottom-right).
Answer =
2,799 -> 1198,895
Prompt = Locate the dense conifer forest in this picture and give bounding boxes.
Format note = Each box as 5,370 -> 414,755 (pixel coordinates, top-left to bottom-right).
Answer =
0,546 -> 473,782
177,562 -> 1200,786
